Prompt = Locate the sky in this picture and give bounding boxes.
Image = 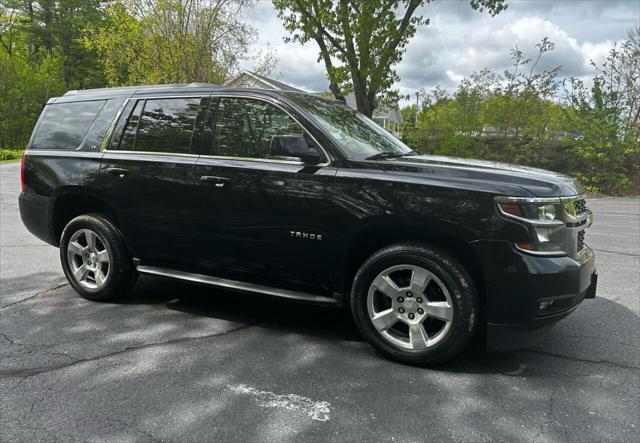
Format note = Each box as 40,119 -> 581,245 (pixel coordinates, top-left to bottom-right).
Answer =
242,0 -> 639,105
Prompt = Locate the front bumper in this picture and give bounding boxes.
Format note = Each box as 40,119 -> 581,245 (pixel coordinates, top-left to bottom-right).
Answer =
472,240 -> 597,351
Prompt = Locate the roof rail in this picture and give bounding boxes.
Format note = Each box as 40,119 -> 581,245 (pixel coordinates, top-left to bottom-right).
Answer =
63,83 -> 220,96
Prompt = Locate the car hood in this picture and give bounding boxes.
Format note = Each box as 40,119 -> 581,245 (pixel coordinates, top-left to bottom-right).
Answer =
376,154 -> 583,197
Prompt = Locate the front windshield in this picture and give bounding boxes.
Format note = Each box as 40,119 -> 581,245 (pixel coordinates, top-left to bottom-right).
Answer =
285,93 -> 414,160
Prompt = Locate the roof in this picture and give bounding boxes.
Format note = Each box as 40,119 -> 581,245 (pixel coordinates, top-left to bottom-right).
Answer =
62,83 -> 221,96
344,92 -> 402,124
50,83 -> 322,105
52,83 -> 223,103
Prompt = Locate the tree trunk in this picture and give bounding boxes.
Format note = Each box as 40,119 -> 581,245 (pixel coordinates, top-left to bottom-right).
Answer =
352,74 -> 374,117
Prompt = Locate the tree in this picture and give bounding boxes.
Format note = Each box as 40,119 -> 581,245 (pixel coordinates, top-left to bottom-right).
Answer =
273,0 -> 507,117
1,0 -> 106,88
85,0 -> 274,86
562,26 -> 640,192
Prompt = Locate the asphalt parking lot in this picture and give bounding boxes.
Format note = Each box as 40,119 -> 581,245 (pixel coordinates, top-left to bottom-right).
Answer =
1,160 -> 639,442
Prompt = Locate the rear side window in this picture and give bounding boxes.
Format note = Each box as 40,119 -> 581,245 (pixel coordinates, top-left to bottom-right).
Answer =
116,98 -> 202,154
31,100 -> 106,150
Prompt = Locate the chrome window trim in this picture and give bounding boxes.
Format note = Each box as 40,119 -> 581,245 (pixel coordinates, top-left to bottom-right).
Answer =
22,150 -> 105,159
102,150 -> 306,166
100,97 -> 132,152
197,154 -> 304,166
103,150 -> 199,159
102,93 -> 331,167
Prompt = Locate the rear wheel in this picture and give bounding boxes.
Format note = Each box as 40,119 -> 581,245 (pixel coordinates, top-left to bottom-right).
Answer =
351,243 -> 478,365
60,214 -> 134,301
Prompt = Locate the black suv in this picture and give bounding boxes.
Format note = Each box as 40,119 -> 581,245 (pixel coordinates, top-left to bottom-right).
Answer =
19,83 -> 597,365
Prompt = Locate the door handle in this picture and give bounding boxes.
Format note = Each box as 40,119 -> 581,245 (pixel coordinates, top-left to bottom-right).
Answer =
200,175 -> 230,188
106,167 -> 129,177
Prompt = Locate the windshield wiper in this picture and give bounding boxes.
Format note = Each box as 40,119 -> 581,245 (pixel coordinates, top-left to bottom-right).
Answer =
365,150 -> 419,160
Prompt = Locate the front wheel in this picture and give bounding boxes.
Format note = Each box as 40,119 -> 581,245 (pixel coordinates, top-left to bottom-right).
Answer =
351,243 -> 478,366
60,214 -> 134,301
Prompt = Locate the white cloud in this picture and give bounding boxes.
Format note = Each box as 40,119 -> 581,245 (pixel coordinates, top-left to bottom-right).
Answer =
241,0 -> 635,101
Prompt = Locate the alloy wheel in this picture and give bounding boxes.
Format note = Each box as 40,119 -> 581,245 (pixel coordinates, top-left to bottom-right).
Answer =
366,264 -> 454,350
67,228 -> 110,290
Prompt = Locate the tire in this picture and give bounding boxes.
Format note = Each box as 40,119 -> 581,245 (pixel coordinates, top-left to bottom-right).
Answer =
350,243 -> 478,366
59,214 -> 134,301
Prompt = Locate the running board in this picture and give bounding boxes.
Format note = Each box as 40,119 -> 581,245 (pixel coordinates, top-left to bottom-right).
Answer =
136,265 -> 339,305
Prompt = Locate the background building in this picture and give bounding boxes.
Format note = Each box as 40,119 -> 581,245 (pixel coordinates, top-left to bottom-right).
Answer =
227,70 -> 403,137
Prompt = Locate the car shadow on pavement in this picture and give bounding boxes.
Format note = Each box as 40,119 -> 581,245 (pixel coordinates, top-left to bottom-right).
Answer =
113,275 -> 639,374
120,275 -> 362,342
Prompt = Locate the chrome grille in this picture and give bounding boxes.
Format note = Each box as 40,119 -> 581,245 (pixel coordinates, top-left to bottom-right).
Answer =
574,199 -> 587,215
577,230 -> 585,252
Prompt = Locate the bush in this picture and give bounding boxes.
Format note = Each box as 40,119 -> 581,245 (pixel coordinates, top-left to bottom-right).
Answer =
402,33 -> 639,195
0,149 -> 24,161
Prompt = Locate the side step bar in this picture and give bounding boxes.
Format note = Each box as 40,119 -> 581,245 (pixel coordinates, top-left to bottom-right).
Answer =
136,265 -> 339,306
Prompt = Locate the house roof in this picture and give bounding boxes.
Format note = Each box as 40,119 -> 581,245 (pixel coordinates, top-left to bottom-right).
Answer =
343,92 -> 402,123
228,70 -> 306,93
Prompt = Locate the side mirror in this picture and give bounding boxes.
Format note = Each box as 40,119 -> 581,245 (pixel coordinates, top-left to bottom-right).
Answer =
270,134 -> 323,164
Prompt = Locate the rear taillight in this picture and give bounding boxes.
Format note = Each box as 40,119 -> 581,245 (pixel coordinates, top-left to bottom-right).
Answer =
20,152 -> 26,192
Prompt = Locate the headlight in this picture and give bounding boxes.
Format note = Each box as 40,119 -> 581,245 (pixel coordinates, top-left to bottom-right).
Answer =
496,197 -> 566,255
538,204 -> 557,221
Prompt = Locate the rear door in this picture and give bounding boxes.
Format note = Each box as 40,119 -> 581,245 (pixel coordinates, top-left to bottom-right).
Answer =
99,94 -> 208,264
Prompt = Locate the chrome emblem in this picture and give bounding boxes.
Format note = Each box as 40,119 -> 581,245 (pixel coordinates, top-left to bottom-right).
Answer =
290,231 -> 323,241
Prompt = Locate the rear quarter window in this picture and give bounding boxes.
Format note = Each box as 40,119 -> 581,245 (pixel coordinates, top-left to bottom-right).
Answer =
114,97 -> 202,154
30,100 -> 106,150
81,99 -> 125,151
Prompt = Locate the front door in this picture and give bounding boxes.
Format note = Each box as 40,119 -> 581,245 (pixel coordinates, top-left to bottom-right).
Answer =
99,95 -> 207,264
191,95 -> 338,293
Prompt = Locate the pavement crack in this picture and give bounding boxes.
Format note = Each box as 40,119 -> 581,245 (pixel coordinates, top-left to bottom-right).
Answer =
0,283 -> 68,310
0,319 -> 263,379
0,333 -> 82,360
523,349 -> 639,370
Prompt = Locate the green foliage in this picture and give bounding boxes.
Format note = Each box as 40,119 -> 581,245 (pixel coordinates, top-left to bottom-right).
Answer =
0,0 -> 274,149
403,34 -> 640,195
1,0 -> 97,148
273,0 -> 507,117
0,48 -> 66,148
85,0 -> 266,86
0,148 -> 23,160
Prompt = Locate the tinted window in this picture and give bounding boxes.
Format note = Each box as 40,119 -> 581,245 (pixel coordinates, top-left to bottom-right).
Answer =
31,100 -> 106,150
81,99 -> 125,151
210,97 -> 306,159
118,100 -> 144,151
285,93 -> 412,160
116,98 -> 202,154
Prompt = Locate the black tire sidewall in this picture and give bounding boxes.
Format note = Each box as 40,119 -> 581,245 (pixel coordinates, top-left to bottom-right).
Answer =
59,214 -> 132,301
351,243 -> 477,365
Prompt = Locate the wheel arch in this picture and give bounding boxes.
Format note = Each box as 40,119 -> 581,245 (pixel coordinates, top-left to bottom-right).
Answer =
342,224 -> 486,307
50,188 -> 121,246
